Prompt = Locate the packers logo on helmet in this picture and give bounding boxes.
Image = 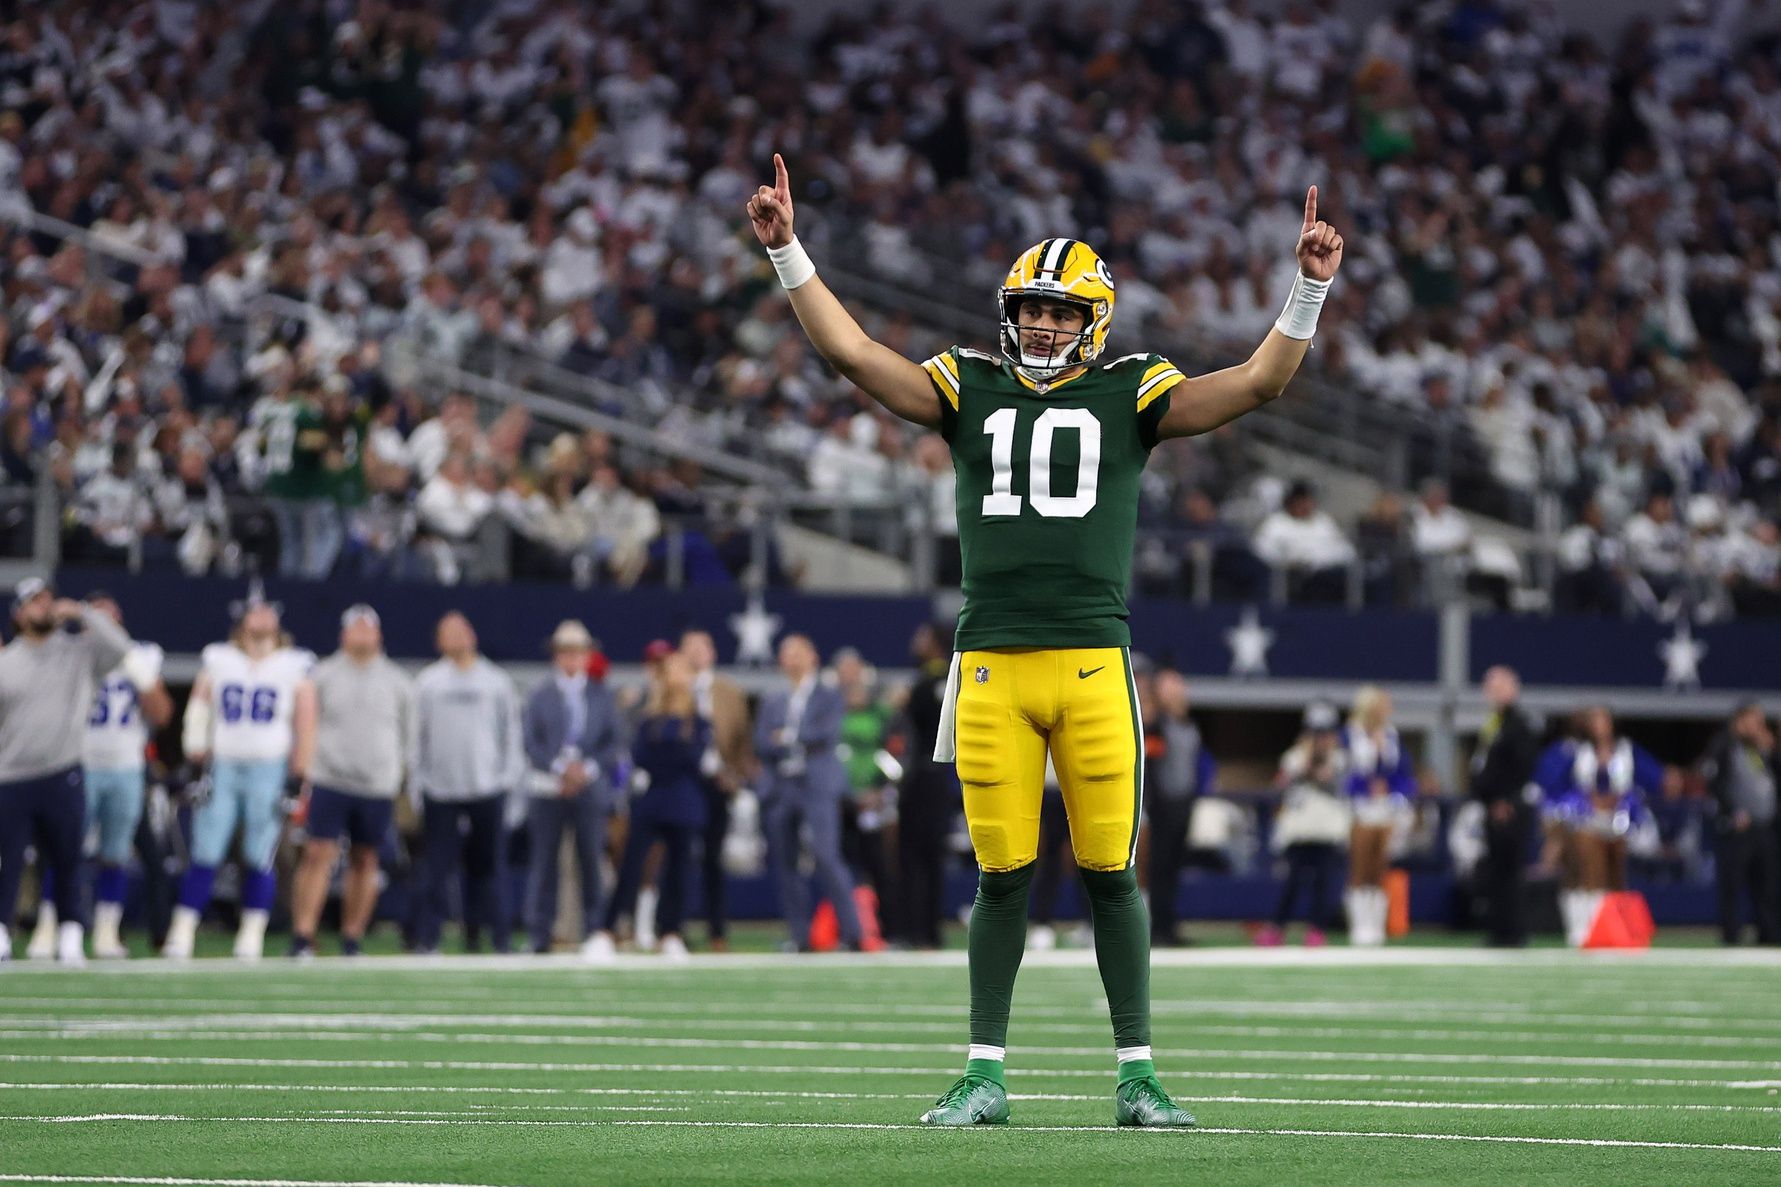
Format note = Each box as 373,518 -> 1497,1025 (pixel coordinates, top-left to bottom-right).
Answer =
998,238 -> 1116,381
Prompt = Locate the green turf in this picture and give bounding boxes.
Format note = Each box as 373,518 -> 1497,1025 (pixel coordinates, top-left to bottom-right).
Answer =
3,947 -> 1780,1186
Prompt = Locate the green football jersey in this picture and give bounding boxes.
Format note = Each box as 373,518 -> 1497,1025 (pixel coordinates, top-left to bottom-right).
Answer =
921,347 -> 1185,650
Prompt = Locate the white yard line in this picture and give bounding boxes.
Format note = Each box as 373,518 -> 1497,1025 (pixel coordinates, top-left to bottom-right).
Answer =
3,1082 -> 1775,1115
6,1053 -> 1778,1090
16,996 -> 1781,1036
5,948 -> 1781,976
7,1011 -> 1776,1050
5,1113 -> 1780,1154
8,1026 -> 1781,1071
0,1177 -> 507,1187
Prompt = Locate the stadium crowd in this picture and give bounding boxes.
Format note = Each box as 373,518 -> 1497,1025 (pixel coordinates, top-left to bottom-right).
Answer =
1,0 -> 1780,614
4,587 -> 1777,963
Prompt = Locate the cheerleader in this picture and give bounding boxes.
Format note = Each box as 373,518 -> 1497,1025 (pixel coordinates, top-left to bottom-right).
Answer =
1341,686 -> 1416,945
1535,706 -> 1666,946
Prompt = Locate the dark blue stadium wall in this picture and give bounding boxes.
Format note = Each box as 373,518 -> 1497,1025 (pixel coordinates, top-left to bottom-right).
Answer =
57,569 -> 1781,690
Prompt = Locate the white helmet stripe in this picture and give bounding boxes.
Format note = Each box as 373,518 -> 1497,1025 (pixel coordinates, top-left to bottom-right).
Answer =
1040,237 -> 1073,275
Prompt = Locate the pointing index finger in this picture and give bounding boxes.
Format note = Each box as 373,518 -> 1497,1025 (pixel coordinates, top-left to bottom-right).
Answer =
774,153 -> 790,202
1302,185 -> 1318,233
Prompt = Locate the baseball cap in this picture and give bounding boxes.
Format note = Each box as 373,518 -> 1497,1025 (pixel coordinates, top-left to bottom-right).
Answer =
1303,702 -> 1340,732
550,619 -> 595,651
341,603 -> 380,629
641,638 -> 675,664
11,576 -> 51,612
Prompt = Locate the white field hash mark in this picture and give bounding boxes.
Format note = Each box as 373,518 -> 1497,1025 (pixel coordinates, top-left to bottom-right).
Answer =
6,1114 -> 1781,1154
2,1083 -> 1778,1115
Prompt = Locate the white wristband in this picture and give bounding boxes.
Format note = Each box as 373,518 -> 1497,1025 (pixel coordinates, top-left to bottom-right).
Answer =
1274,272 -> 1332,340
767,236 -> 817,290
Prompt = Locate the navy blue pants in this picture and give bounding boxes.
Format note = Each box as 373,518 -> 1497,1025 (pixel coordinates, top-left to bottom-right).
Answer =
0,767 -> 86,932
525,792 -> 607,950
604,817 -> 695,938
419,794 -> 509,952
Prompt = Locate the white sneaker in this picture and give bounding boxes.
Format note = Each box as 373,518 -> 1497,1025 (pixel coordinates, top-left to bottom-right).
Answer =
0,924 -> 10,961
233,908 -> 269,961
26,903 -> 56,960
56,921 -> 87,967
1026,923 -> 1057,952
162,906 -> 199,960
580,931 -> 616,962
659,935 -> 689,962
92,903 -> 128,959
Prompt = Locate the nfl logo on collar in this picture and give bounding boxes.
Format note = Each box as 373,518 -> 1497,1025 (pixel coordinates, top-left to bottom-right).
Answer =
975,666 -> 990,684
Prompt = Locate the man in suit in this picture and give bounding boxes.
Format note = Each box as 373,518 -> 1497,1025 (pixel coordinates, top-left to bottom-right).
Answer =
756,633 -> 862,951
1469,665 -> 1541,947
680,628 -> 753,951
522,619 -> 624,956
1145,670 -> 1217,948
1700,701 -> 1780,945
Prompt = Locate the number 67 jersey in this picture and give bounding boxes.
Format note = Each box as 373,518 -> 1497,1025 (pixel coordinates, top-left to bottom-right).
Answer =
921,347 -> 1185,652
200,641 -> 315,762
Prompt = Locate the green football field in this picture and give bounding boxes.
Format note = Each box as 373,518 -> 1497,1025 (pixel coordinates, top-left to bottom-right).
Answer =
2,947 -> 1780,1186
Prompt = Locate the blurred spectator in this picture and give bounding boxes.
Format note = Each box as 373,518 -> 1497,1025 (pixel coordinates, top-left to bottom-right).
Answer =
521,620 -> 622,955
1699,701 -> 1780,945
1145,670 -> 1216,948
1468,666 -> 1540,949
1259,701 -> 1350,947
415,452 -> 491,584
894,621 -> 958,950
1252,482 -> 1356,604
757,634 -> 862,952
680,628 -> 752,952
1341,685 -> 1414,947
832,647 -> 893,896
589,651 -> 712,962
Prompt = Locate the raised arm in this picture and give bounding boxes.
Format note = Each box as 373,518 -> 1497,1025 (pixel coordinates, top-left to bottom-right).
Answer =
748,154 -> 941,429
1159,187 -> 1343,439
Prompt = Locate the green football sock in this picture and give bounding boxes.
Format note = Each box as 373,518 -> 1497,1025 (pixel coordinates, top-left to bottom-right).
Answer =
1079,866 -> 1152,1051
967,863 -> 1035,1056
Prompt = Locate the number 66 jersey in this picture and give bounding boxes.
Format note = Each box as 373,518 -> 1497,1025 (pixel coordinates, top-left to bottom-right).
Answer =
200,641 -> 315,762
920,347 -> 1185,651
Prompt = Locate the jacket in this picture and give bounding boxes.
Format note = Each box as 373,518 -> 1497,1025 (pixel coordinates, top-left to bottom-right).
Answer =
1469,703 -> 1540,809
631,714 -> 713,829
754,678 -> 848,800
522,674 -> 624,800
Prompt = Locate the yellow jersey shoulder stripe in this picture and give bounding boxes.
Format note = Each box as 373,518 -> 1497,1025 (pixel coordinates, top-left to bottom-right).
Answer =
1136,362 -> 1185,412
922,351 -> 961,409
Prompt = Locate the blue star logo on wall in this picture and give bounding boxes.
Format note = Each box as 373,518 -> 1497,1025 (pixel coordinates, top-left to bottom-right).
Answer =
728,594 -> 782,666
1224,607 -> 1276,678
1658,622 -> 1707,690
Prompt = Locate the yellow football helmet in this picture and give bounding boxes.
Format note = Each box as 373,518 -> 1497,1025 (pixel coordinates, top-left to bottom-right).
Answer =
998,238 -> 1116,380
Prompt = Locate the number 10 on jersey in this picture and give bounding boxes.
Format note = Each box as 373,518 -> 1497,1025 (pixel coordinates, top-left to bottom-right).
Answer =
981,406 -> 1102,519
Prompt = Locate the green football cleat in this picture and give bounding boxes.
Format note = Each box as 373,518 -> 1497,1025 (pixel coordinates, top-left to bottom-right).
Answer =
1114,1076 -> 1197,1128
918,1074 -> 1010,1126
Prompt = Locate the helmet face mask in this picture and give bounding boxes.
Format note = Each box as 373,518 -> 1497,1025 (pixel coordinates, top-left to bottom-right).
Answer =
998,239 -> 1116,383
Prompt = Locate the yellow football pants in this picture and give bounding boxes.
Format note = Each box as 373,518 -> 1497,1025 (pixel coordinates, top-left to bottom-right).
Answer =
952,646 -> 1142,874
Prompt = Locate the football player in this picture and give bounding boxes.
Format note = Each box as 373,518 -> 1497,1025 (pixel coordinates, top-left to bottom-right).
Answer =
747,154 -> 1343,1127
78,595 -> 172,958
163,594 -> 316,960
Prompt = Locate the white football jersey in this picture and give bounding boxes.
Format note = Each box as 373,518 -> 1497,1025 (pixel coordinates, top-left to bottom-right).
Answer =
202,642 -> 315,762
84,643 -> 163,772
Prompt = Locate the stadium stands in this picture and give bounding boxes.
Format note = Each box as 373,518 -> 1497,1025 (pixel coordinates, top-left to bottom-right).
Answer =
1,0 -> 1777,614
